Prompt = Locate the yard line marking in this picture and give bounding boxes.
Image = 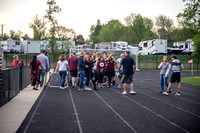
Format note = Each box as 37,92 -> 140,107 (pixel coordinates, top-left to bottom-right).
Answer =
93,91 -> 138,133
49,86 -> 60,88
23,87 -> 48,133
133,84 -> 200,118
69,88 -> 83,133
112,89 -> 189,133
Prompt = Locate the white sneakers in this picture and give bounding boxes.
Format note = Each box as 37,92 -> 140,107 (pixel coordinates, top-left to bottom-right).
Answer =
85,88 -> 92,91
122,91 -> 136,95
60,86 -> 68,90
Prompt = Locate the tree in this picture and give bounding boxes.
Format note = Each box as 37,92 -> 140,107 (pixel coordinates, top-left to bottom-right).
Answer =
45,0 -> 61,57
9,30 -> 23,40
89,19 -> 102,46
192,33 -> 200,60
124,13 -> 136,26
75,34 -> 85,45
22,34 -> 31,40
172,28 -> 197,41
177,0 -> 200,32
29,14 -> 47,40
2,33 -> 9,41
55,25 -> 76,40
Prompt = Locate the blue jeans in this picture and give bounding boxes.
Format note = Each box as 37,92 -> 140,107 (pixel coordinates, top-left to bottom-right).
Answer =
40,70 -> 45,87
85,72 -> 91,87
68,73 -> 72,85
59,71 -> 67,87
160,74 -> 169,92
79,70 -> 85,89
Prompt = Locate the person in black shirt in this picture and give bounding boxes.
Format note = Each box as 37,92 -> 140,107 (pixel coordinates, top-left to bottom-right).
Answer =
118,51 -> 136,95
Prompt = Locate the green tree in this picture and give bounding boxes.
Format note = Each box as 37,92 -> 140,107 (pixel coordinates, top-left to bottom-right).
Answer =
2,33 -> 9,41
29,14 -> 47,40
22,34 -> 31,40
172,28 -> 197,41
55,25 -> 76,40
45,0 -> 61,57
9,30 -> 23,40
192,34 -> 200,59
177,0 -> 200,32
89,19 -> 102,46
155,15 -> 175,40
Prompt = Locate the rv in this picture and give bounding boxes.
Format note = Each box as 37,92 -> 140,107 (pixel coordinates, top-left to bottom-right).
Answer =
167,39 -> 194,54
95,42 -> 113,49
138,39 -> 167,55
0,39 -> 22,53
113,41 -> 128,50
22,40 -> 41,54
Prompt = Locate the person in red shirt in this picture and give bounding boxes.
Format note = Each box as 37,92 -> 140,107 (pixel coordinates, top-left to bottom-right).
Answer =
106,54 -> 117,88
12,55 -> 24,67
28,55 -> 45,90
103,52 -> 109,86
68,52 -> 78,87
97,56 -> 105,88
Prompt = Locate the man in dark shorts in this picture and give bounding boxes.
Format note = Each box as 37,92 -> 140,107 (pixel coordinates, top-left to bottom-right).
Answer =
118,51 -> 136,95
68,52 -> 78,88
163,56 -> 184,96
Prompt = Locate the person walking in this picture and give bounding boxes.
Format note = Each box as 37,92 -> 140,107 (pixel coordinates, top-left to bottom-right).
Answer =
97,56 -> 105,89
90,55 -> 97,90
116,53 -> 125,88
158,56 -> 169,94
28,55 -> 45,90
68,52 -> 78,88
37,50 -> 49,89
163,56 -> 184,96
55,54 -> 69,90
43,51 -> 50,87
118,51 -> 136,95
12,55 -> 24,67
78,51 -> 86,91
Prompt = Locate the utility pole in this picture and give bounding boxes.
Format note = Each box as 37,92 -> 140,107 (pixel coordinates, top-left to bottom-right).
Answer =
1,24 -> 5,41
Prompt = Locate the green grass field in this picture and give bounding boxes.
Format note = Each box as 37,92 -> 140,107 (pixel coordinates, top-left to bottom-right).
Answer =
181,76 -> 200,86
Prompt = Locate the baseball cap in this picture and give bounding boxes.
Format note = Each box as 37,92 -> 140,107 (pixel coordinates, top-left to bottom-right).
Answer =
120,53 -> 124,57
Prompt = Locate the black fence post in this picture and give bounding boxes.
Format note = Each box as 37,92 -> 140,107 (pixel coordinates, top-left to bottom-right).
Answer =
19,66 -> 22,91
8,69 -> 10,101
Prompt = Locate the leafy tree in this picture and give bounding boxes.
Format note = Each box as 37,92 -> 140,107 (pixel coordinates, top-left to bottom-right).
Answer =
172,28 -> 197,41
29,14 -> 47,40
2,33 -> 9,41
192,34 -> 200,60
177,0 -> 200,32
124,13 -> 136,26
89,19 -> 102,46
56,40 -> 74,53
155,14 -> 175,40
9,30 -> 23,40
22,34 -> 31,40
55,25 -> 76,40
45,0 -> 61,57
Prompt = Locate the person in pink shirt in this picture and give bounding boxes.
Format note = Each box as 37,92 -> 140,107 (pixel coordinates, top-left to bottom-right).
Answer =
12,55 -> 24,67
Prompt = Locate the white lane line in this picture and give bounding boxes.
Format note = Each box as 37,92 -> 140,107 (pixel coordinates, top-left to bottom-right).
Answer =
93,91 -> 138,133
23,87 -> 48,133
112,89 -> 189,133
49,86 -> 60,88
69,88 -> 83,133
135,88 -> 200,118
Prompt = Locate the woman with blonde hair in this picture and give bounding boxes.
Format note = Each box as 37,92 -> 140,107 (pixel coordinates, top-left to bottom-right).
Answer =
55,54 -> 69,89
12,55 -> 24,67
158,56 -> 169,93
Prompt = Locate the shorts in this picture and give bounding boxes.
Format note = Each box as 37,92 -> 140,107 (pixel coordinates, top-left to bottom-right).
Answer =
170,72 -> 180,83
121,74 -> 133,84
70,70 -> 78,77
118,70 -> 123,79
108,70 -> 115,77
104,71 -> 108,76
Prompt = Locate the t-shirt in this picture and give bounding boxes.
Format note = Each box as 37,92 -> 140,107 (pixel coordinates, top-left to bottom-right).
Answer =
108,59 -> 115,71
104,60 -> 110,71
97,61 -> 105,72
37,54 -> 49,70
120,55 -> 136,75
117,58 -> 123,71
29,60 -> 41,71
68,56 -> 78,70
58,60 -> 68,71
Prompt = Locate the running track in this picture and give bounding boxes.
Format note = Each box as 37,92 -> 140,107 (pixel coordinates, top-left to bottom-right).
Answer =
17,71 -> 200,133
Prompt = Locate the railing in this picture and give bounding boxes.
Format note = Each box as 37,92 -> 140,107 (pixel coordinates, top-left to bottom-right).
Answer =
0,66 -> 31,107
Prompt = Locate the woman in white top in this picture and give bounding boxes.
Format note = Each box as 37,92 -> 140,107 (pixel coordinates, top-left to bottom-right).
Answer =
55,54 -> 69,89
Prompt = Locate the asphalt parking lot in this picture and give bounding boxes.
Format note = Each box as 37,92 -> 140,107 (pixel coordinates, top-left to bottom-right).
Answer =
17,71 -> 200,133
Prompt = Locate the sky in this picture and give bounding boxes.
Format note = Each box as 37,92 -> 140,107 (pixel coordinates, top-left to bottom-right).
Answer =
0,0 -> 186,39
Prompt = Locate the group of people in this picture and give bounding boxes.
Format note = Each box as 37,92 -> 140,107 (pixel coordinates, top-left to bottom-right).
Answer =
54,50 -> 137,95
12,49 -> 184,96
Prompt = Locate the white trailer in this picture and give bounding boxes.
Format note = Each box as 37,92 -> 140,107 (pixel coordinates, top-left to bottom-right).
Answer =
112,41 -> 128,50
0,39 -> 22,53
138,39 -> 167,55
22,40 -> 41,54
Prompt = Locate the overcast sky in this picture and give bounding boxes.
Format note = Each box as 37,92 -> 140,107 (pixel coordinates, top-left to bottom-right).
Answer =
0,0 -> 185,39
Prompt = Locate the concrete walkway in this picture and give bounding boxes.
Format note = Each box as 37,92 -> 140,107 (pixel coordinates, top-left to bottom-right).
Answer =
0,70 -> 53,133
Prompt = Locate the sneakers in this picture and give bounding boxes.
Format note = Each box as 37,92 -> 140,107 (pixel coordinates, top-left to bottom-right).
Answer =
63,86 -> 68,89
103,82 -> 107,86
60,87 -> 64,90
113,86 -> 115,89
78,88 -> 84,91
107,85 -> 111,88
85,88 -> 92,91
130,91 -> 136,95
117,85 -> 121,89
163,91 -> 173,96
175,92 -> 181,96
122,91 -> 127,95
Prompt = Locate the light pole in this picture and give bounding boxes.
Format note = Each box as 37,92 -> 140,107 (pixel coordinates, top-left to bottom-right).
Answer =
1,24 -> 5,41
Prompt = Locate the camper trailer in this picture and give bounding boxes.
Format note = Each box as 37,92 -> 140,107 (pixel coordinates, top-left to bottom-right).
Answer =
113,41 -> 128,50
138,39 -> 167,55
41,41 -> 49,51
22,40 -> 41,54
0,39 -> 22,53
168,39 -> 194,54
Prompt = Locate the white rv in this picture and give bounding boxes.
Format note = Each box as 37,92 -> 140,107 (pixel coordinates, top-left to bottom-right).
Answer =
22,40 -> 41,54
41,41 -> 49,51
138,39 -> 167,55
0,39 -> 22,53
112,41 -> 128,50
95,42 -> 113,49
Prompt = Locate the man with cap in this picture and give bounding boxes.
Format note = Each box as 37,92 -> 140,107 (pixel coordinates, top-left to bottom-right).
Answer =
116,53 -> 125,88
163,55 -> 184,96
